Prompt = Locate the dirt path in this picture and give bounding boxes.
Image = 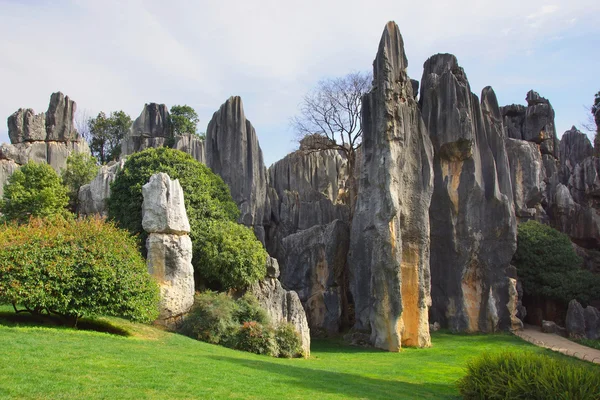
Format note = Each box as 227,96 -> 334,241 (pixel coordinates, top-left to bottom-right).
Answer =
513,324 -> 600,364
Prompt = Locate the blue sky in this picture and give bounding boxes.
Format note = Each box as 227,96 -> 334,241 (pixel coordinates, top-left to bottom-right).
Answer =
1,0 -> 598,166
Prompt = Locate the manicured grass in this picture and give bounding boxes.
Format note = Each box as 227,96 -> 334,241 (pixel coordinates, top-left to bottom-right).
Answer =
1,307 -> 598,399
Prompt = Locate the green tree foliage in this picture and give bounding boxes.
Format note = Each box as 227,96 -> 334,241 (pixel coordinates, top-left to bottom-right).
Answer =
108,147 -> 266,290
514,220 -> 600,305
170,105 -> 199,136
61,152 -> 99,211
195,219 -> 267,290
0,216 -> 160,326
87,111 -> 132,163
1,161 -> 69,223
458,351 -> 600,399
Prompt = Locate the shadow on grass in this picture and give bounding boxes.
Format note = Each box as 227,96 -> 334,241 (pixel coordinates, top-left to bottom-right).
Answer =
208,355 -> 458,399
0,311 -> 130,336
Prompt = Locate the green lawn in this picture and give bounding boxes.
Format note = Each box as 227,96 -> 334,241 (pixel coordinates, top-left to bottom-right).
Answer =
0,308 -> 597,400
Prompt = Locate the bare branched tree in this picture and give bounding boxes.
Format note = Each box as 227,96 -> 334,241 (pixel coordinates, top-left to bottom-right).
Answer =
291,71 -> 372,210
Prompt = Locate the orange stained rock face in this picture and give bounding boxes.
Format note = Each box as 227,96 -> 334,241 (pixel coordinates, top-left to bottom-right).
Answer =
441,160 -> 464,214
400,242 -> 422,347
461,258 -> 483,332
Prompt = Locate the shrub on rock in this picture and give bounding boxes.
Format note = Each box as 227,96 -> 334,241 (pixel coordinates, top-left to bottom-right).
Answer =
514,220 -> 600,305
274,323 -> 304,358
235,321 -> 278,356
1,161 -> 69,223
0,216 -> 160,325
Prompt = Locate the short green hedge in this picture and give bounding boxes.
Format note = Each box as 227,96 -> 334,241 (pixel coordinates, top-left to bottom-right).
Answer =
457,351 -> 600,400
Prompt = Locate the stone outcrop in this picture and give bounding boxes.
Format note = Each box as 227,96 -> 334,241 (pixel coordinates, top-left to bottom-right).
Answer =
565,299 -> 586,339
249,259 -> 311,357
206,96 -> 268,242
174,133 -> 205,164
348,22 -> 434,350
121,103 -> 172,157
77,160 -> 124,217
1,92 -> 90,197
419,54 -> 517,333
142,173 -> 194,328
280,220 -> 350,335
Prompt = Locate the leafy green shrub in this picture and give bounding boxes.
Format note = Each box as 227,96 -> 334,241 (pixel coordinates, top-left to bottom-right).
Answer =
0,216 -> 159,325
457,351 -> 600,400
274,323 -> 303,358
1,161 -> 69,223
61,152 -> 99,211
515,220 -> 600,305
235,321 -> 278,356
195,220 -> 267,290
179,291 -> 269,347
108,147 -> 266,290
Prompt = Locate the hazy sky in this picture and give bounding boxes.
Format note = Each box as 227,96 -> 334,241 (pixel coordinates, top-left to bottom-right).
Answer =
1,0 -> 598,166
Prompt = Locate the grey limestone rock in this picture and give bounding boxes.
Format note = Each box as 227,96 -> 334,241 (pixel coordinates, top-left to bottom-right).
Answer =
541,320 -> 557,334
206,96 -> 268,239
8,108 -> 46,143
142,173 -> 194,329
77,160 -> 124,217
584,305 -> 600,340
249,272 -> 311,357
142,173 -> 190,235
45,92 -> 78,142
420,54 -> 517,333
121,103 -> 171,157
0,160 -> 19,198
559,127 -> 593,185
348,22 -> 434,350
173,133 -> 205,164
266,256 -> 280,278
281,219 -> 350,335
566,299 -> 586,339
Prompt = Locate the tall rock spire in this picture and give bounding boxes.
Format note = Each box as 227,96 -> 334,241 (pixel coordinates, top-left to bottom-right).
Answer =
348,21 -> 434,350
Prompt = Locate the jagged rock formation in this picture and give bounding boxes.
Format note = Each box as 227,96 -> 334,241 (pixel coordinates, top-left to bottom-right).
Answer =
77,160 -> 124,217
0,92 -> 90,197
121,103 -> 172,157
249,257 -> 311,357
420,54 -> 517,332
174,133 -> 205,164
280,220 -> 350,335
348,22 -> 434,350
143,173 -> 194,328
206,96 -> 269,242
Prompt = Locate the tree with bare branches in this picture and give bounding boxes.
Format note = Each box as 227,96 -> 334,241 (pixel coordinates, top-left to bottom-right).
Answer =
290,71 -> 371,209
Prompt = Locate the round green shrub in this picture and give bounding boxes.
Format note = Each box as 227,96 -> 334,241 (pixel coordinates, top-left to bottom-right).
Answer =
514,220 -> 600,305
108,148 -> 267,290
179,291 -> 269,346
457,351 -> 600,399
274,323 -> 303,358
1,161 -> 69,223
235,321 -> 278,356
195,220 -> 267,290
0,216 -> 160,325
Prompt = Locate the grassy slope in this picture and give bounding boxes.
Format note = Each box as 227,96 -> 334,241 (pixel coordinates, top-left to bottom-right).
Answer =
1,310 -> 598,400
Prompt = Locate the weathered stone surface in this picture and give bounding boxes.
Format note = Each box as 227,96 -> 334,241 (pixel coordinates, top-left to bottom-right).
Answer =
281,220 -> 350,335
78,160 -> 124,217
249,274 -> 311,357
174,133 -> 205,164
45,92 -> 77,142
420,54 -> 517,333
266,149 -> 350,260
559,127 -> 593,184
142,173 -> 190,235
348,22 -> 434,350
47,142 -> 71,173
8,108 -> 46,143
206,96 -> 268,237
121,103 -> 171,157
500,104 -> 526,140
0,143 -> 26,164
541,320 -> 557,334
506,138 -> 546,221
507,278 -> 523,331
146,233 -> 194,326
566,299 -> 586,339
0,160 -> 19,198
266,256 -> 280,278
584,305 -> 600,340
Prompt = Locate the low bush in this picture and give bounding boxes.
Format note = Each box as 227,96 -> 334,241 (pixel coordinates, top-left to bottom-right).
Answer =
235,321 -> 278,356
274,323 -> 303,358
0,216 -> 160,325
179,291 -> 269,347
457,351 -> 600,400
